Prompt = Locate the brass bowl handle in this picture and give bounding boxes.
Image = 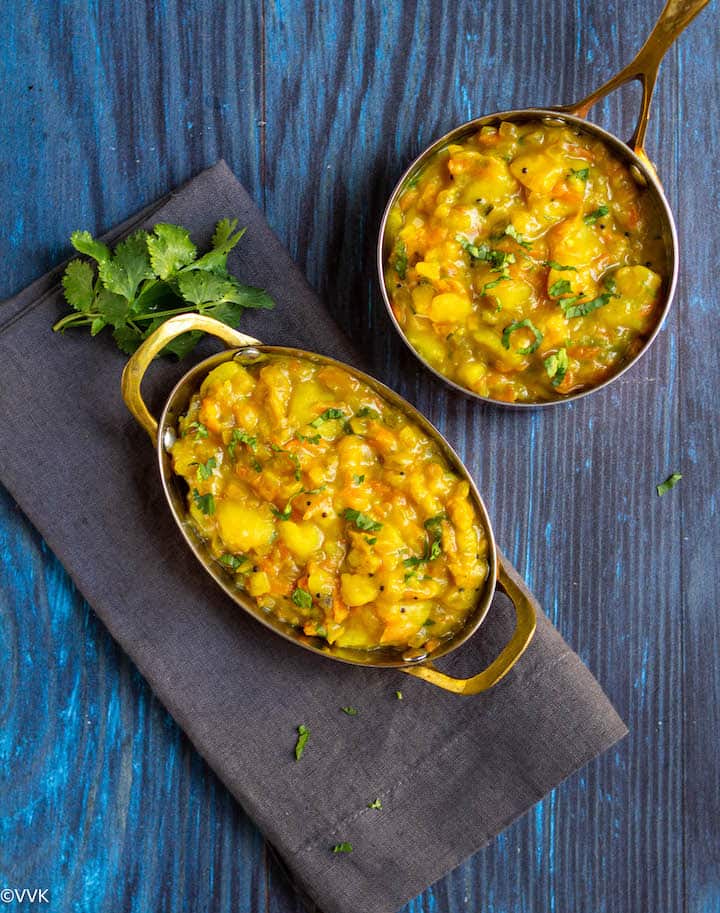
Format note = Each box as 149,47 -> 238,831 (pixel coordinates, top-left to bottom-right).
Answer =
402,555 -> 537,694
558,0 -> 710,160
120,313 -> 261,441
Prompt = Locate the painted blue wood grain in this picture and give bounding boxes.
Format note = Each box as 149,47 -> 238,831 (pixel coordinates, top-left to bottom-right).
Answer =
1,0 -> 718,911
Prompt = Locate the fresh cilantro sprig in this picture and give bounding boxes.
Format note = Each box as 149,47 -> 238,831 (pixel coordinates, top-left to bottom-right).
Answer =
53,219 -> 274,359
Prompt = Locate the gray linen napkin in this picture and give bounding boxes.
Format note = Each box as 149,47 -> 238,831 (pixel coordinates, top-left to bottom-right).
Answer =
0,161 -> 626,913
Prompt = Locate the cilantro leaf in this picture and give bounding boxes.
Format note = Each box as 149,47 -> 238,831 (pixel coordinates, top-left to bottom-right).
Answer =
549,279 -> 573,298
112,324 -> 143,355
228,428 -> 257,460
195,457 -> 217,480
368,798 -> 382,809
192,489 -> 215,515
584,204 -> 609,225
146,223 -> 197,278
294,724 -> 309,761
353,474 -> 365,484
70,230 -> 111,264
657,472 -> 682,496
544,347 -> 569,387
219,553 -> 248,571
544,260 -> 577,272
332,842 -> 353,854
343,508 -> 382,532
161,330 -> 204,360
501,319 -> 543,354
569,167 -> 589,181
98,230 -> 153,300
504,224 -> 532,249
395,690 -> 403,700
311,408 -> 346,428
62,260 -> 95,313
341,706 -> 359,716
292,588 -> 313,609
394,239 -> 408,279
356,406 -> 379,419
176,271 -> 237,306
186,421 -> 209,440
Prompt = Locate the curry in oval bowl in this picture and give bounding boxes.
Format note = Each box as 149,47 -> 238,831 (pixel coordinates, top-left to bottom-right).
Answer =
383,119 -> 667,403
171,354 -> 490,652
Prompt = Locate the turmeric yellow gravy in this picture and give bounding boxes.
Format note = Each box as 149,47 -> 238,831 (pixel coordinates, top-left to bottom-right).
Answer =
171,355 -> 489,652
384,119 -> 666,402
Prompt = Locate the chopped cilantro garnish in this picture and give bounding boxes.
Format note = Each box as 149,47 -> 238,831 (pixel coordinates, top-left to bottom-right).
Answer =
195,456 -> 216,480
481,275 -> 509,293
356,406 -> 380,419
192,489 -> 215,515
310,408 -> 346,428
343,508 -> 382,532
395,690 -> 403,700
332,842 -> 353,854
544,348 -> 569,387
186,420 -> 208,440
292,588 -> 313,609
657,472 -> 682,496
394,239 -> 408,279
544,260 -> 577,272
294,724 -> 309,761
584,204 -> 609,225
569,167 -> 589,181
296,431 -> 321,444
228,428 -> 257,459
341,706 -> 359,716
562,290 -> 615,318
364,536 -> 377,546
368,798 -> 382,809
549,279 -> 573,298
504,224 -> 532,249
501,319 -> 543,354
457,235 -> 516,271
271,503 -> 293,520
353,474 -> 365,484
219,553 -> 248,571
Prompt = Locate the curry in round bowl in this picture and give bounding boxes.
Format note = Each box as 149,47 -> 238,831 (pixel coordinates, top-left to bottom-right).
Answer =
382,118 -> 668,404
170,352 -> 490,653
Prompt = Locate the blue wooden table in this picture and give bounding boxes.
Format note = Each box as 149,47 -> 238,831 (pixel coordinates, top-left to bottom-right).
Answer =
1,1 -> 718,911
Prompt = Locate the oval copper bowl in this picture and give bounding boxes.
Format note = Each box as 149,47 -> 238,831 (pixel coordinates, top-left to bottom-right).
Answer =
121,313 -> 537,694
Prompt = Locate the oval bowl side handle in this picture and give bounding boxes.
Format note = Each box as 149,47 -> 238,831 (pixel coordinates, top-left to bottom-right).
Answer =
402,556 -> 537,695
120,313 -> 261,441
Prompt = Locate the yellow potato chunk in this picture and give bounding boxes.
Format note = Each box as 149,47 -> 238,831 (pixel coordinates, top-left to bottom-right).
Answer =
288,379 -> 335,427
341,573 -> 380,607
427,292 -> 472,323
510,152 -> 564,193
601,266 -> 661,332
247,571 -> 271,596
279,521 -> 324,562
216,502 -> 275,552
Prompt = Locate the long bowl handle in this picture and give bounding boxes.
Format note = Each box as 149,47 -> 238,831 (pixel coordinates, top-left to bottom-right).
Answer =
120,313 -> 261,441
558,0 -> 710,159
402,556 -> 538,695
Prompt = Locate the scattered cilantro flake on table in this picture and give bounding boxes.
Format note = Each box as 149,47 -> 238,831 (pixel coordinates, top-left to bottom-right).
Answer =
53,218 -> 274,359
657,472 -> 682,496
332,842 -> 353,854
368,798 -> 383,810
341,706 -> 358,716
294,724 -> 309,761
395,690 -> 403,700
